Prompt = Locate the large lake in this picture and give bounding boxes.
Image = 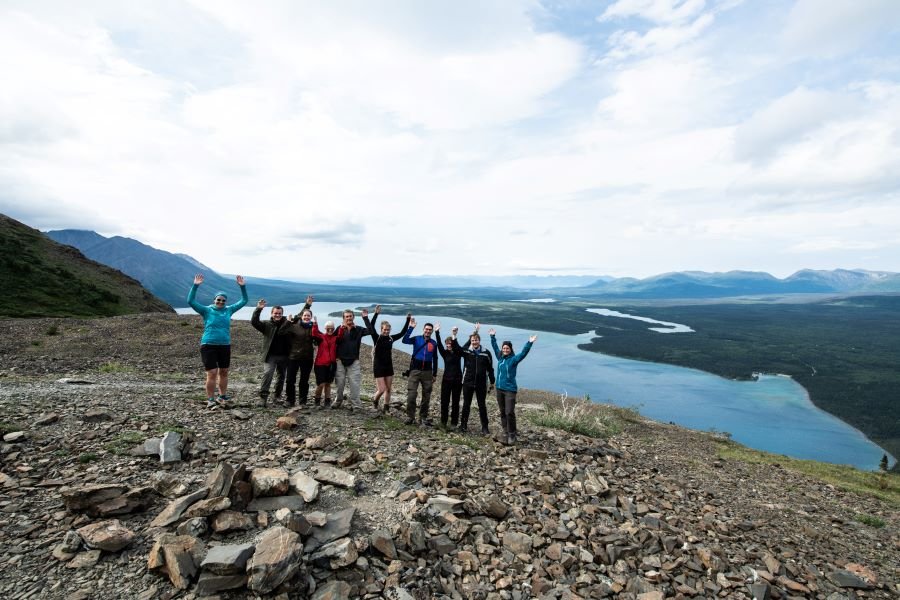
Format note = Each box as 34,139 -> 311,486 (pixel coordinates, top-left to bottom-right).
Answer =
178,301 -> 893,470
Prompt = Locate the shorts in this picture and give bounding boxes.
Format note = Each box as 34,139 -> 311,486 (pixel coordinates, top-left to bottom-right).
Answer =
200,344 -> 231,370
314,363 -> 336,385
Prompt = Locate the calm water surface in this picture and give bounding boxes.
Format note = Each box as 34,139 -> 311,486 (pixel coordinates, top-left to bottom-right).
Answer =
178,301 -> 893,469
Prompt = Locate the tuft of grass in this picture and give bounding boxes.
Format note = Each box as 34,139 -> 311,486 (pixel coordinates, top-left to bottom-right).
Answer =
30,340 -> 42,347
362,416 -> 408,431
45,324 -> 59,336
78,452 -> 99,464
98,361 -> 131,374
855,514 -> 886,528
525,393 -> 636,438
105,431 -> 145,455
0,421 -> 21,436
716,440 -> 900,506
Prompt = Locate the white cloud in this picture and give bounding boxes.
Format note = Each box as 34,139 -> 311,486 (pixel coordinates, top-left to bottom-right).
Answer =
599,0 -> 708,25
781,0 -> 900,59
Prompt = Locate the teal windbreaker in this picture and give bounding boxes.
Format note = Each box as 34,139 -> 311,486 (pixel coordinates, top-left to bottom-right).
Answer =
490,335 -> 533,392
187,284 -> 248,345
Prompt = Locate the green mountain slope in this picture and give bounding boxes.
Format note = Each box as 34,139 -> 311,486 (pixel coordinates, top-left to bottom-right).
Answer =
1,214 -> 172,317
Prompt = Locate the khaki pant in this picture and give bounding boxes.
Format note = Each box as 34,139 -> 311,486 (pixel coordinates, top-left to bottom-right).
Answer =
406,370 -> 434,421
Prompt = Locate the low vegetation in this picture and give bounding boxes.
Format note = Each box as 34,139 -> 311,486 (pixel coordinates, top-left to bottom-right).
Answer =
525,393 -> 641,438
716,439 -> 900,506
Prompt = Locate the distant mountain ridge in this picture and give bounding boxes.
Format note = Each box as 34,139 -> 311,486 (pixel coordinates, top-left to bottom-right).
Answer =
1,215 -> 171,317
44,228 -> 900,302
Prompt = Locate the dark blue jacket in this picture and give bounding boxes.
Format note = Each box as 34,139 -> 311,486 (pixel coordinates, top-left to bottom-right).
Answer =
403,328 -> 438,375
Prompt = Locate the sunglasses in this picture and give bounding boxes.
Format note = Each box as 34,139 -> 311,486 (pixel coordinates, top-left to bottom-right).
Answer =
214,299 -> 226,303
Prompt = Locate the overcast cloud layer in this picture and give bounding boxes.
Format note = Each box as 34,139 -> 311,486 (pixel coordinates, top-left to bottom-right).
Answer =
2,0 -> 899,279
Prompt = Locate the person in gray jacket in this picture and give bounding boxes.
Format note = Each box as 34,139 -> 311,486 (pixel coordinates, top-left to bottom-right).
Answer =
250,299 -> 290,407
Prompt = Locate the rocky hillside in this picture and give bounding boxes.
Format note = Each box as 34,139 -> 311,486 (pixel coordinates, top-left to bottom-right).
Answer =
0,315 -> 896,599
0,214 -> 172,318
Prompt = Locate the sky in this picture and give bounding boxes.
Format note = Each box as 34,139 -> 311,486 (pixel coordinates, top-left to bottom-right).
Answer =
2,0 -> 899,280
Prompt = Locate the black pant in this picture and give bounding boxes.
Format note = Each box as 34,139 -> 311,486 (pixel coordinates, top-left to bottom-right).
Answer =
461,382 -> 488,431
496,389 -> 517,435
440,378 -> 462,426
285,358 -> 313,405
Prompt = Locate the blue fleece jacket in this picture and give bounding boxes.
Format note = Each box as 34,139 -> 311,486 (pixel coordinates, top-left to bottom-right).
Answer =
187,284 -> 248,345
491,336 -> 532,392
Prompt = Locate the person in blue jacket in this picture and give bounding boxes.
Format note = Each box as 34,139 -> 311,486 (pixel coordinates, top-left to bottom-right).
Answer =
187,273 -> 248,408
489,329 -> 536,445
402,317 -> 439,426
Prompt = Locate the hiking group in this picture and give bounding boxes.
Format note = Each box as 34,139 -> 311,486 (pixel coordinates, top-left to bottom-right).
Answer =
187,274 -> 537,445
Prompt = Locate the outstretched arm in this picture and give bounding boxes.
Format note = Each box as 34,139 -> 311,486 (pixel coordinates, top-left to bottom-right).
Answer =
250,299 -> 266,332
228,276 -> 249,312
514,337 -> 536,364
187,274 -> 207,315
402,317 -> 416,344
489,330 -> 501,359
391,314 -> 411,342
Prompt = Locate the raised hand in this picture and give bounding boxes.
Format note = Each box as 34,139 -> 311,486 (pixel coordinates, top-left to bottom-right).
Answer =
409,318 -> 417,329
406,312 -> 412,319
474,322 -> 480,331
306,295 -> 314,305
361,308 -> 369,318
529,335 -> 538,343
257,299 -> 266,309
193,273 -> 204,285
434,322 -> 441,332
488,328 -> 496,336
312,314 -> 317,324
236,275 -> 245,286
374,305 -> 382,314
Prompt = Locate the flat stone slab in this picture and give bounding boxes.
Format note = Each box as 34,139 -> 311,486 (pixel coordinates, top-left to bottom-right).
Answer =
77,519 -> 135,552
201,542 -> 255,575
289,470 -> 320,502
311,463 -> 356,488
247,495 -> 305,512
149,488 -> 210,528
246,526 -> 303,594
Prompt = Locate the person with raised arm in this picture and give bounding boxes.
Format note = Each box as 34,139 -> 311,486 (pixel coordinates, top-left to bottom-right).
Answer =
276,295 -> 315,407
334,308 -> 367,411
435,325 -> 463,429
402,317 -> 439,426
310,313 -> 343,408
490,329 -> 537,445
187,273 -> 248,409
454,323 -> 495,435
362,305 -> 411,415
250,299 -> 290,407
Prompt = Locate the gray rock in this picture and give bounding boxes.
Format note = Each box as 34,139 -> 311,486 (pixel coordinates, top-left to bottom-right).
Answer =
307,507 -> 355,551
159,431 -> 182,464
82,409 -> 112,422
203,462 -> 235,498
61,483 -> 128,516
427,495 -> 465,513
284,513 -> 312,535
749,582 -> 771,600
148,534 -> 204,590
829,569 -> 873,589
201,542 -> 255,574
176,518 -> 209,538
184,496 -> 231,519
76,519 -> 135,552
371,529 -> 397,559
428,534 -> 455,556
66,550 -> 101,569
246,526 -> 303,594
132,438 -> 162,457
149,472 -> 189,498
289,470 -> 320,502
195,572 -> 248,596
211,510 -> 255,533
311,580 -> 352,600
503,531 -> 533,555
94,486 -> 155,517
247,495 -> 305,512
34,413 -> 60,426
149,487 -> 210,528
403,521 -> 427,555
309,537 -> 358,568
250,467 -> 290,497
311,463 -> 356,488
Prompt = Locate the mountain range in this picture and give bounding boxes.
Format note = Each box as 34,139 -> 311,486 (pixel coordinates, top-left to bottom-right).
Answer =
43,228 -> 900,305
1,215 -> 171,317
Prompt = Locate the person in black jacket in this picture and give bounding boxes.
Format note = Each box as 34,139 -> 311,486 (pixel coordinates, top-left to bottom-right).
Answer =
334,308 -> 367,411
276,296 -> 314,407
454,324 -> 495,435
435,325 -> 462,428
250,299 -> 290,407
362,305 -> 411,414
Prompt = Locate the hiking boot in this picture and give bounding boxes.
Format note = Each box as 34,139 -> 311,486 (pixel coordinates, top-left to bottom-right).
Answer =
206,398 -> 219,410
508,433 -> 517,445
494,431 -> 508,444
216,395 -> 232,408
258,397 -> 268,408
480,427 -> 490,436
457,425 -> 468,434
420,418 -> 434,427
404,417 -> 415,425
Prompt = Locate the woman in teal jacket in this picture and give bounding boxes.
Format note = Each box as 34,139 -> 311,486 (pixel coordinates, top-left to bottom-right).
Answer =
188,273 -> 248,408
489,329 -> 536,445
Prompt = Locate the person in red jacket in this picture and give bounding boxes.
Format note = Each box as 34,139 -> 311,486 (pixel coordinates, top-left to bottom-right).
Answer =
311,315 -> 343,408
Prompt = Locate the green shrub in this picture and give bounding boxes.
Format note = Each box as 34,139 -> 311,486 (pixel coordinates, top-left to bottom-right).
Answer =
525,393 -> 632,438
855,514 -> 885,528
45,324 -> 59,336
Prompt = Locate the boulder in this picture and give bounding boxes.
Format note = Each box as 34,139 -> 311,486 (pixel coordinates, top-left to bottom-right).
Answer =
76,520 -> 135,552
246,526 -> 303,594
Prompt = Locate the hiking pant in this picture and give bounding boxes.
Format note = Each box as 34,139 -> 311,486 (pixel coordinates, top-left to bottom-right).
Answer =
406,369 -> 434,421
285,357 -> 314,405
260,354 -> 288,399
461,382 -> 488,431
335,360 -> 361,408
440,378 -> 462,426
496,389 -> 518,436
